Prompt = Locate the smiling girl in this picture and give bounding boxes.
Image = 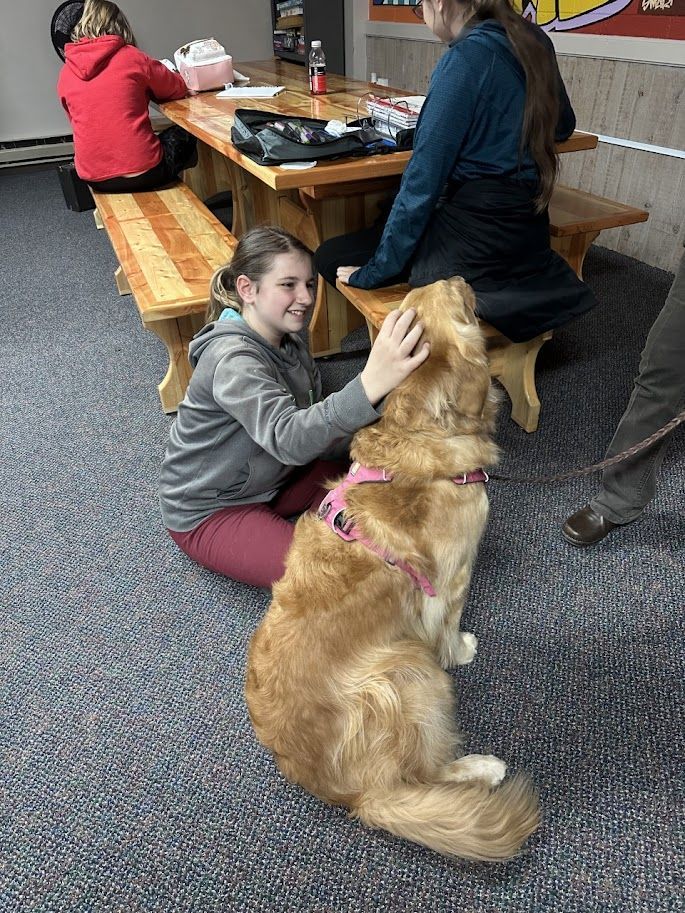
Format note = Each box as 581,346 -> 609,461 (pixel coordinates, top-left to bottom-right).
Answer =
159,226 -> 430,588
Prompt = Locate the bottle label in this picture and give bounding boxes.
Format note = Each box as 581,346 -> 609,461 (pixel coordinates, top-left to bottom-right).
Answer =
309,65 -> 327,95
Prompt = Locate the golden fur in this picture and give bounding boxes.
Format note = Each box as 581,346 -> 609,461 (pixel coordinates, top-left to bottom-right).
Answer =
245,278 -> 540,861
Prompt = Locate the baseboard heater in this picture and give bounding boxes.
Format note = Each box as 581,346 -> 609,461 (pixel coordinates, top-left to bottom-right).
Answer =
0,134 -> 74,168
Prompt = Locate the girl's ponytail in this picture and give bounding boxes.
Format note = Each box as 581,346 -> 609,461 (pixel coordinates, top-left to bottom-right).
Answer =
207,265 -> 239,323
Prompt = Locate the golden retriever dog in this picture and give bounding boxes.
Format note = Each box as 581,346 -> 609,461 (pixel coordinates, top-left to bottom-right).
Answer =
245,278 -> 539,861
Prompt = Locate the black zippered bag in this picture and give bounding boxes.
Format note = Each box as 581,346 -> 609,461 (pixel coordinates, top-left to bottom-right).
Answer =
231,108 -> 409,165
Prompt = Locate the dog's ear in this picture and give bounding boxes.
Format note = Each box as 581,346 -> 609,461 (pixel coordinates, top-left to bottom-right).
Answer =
446,285 -> 491,420
449,349 -> 490,420
452,277 -> 479,324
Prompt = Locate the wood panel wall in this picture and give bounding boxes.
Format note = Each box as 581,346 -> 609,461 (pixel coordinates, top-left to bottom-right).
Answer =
366,36 -> 684,274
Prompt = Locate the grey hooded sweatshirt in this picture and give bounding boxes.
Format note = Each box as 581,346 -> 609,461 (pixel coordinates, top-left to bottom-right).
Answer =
159,316 -> 381,532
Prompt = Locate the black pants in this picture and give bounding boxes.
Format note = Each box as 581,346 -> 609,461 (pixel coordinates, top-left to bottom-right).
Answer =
314,197 -> 405,287
315,224 -> 414,288
316,178 -> 597,343
88,127 -> 197,193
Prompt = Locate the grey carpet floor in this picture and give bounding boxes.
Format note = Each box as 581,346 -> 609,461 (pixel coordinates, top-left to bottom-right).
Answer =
1,168 -> 683,913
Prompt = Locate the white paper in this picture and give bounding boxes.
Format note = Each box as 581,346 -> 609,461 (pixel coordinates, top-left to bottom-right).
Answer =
279,161 -> 317,170
216,85 -> 285,98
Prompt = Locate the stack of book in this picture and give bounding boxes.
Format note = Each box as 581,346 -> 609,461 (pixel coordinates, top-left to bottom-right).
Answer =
366,95 -> 426,137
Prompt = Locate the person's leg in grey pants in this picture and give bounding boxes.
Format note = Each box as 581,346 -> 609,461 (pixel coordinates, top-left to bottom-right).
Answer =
563,250 -> 685,544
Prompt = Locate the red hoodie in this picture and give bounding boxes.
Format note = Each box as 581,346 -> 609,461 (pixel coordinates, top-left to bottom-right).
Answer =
57,35 -> 188,182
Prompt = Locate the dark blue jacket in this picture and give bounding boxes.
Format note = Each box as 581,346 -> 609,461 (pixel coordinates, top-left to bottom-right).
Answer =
350,19 -> 576,290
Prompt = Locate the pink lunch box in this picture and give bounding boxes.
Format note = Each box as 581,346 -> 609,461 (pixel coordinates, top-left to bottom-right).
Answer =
180,56 -> 234,93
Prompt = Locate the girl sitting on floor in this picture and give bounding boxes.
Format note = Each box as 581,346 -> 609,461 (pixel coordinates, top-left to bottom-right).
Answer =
159,226 -> 430,589
57,0 -> 196,192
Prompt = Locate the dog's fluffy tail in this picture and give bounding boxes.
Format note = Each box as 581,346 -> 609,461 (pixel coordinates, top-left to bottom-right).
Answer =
352,774 -> 539,862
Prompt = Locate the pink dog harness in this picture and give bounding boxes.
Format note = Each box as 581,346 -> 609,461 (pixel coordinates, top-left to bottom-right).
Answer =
317,462 -> 489,597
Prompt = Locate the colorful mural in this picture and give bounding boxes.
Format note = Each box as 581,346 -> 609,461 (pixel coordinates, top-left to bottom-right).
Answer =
369,0 -> 685,39
521,0 -> 684,36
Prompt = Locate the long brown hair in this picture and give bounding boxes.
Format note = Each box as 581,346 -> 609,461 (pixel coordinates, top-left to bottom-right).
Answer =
207,226 -> 313,322
71,0 -> 137,47
463,0 -> 559,210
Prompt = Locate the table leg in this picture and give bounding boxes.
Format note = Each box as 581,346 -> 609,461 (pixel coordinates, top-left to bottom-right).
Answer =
225,161 -> 246,238
239,169 -> 290,227
182,141 -> 241,237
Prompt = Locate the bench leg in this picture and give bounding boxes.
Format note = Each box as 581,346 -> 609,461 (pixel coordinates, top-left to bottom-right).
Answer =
551,230 -> 600,279
94,208 -> 104,230
145,314 -> 205,413
115,265 -> 131,296
487,333 -> 552,433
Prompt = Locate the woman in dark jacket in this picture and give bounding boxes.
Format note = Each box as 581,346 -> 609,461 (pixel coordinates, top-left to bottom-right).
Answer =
316,0 -> 596,343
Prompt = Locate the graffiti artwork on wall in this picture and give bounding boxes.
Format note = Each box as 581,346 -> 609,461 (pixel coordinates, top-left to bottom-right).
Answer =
522,0 -> 632,30
520,0 -> 684,33
370,0 -> 685,38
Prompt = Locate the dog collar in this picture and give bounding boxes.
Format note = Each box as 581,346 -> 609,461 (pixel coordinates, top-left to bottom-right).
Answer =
317,462 -> 488,597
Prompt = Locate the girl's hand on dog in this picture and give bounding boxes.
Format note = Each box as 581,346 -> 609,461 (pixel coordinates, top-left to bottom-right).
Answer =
360,308 -> 430,405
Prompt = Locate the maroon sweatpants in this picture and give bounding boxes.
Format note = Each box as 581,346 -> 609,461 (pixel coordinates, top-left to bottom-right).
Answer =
168,459 -> 348,588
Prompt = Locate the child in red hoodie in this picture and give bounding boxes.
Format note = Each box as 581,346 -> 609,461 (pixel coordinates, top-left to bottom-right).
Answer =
57,0 -> 196,191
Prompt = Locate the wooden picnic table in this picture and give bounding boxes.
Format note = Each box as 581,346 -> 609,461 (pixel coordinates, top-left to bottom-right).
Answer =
160,58 -> 598,355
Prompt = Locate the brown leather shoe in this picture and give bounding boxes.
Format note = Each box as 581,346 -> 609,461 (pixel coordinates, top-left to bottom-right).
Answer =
562,505 -> 619,547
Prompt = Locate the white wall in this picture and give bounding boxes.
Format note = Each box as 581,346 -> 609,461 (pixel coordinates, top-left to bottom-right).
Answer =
347,0 -> 367,80
0,0 -> 273,142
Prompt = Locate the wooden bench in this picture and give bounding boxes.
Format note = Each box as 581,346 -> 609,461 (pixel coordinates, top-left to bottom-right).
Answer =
549,184 -> 648,278
336,280 -> 552,433
334,185 -> 649,432
92,183 -> 238,412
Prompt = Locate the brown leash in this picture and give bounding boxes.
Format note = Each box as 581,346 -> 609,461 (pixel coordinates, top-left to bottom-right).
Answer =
489,408 -> 685,485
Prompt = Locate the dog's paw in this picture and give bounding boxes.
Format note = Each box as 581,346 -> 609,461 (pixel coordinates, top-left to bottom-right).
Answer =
453,754 -> 507,786
454,631 -> 478,665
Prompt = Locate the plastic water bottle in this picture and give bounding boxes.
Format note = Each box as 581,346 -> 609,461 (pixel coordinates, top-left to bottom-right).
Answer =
308,40 -> 327,96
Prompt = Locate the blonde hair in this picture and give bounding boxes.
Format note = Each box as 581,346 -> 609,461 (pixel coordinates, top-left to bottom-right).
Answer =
207,226 -> 313,323
71,0 -> 137,46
